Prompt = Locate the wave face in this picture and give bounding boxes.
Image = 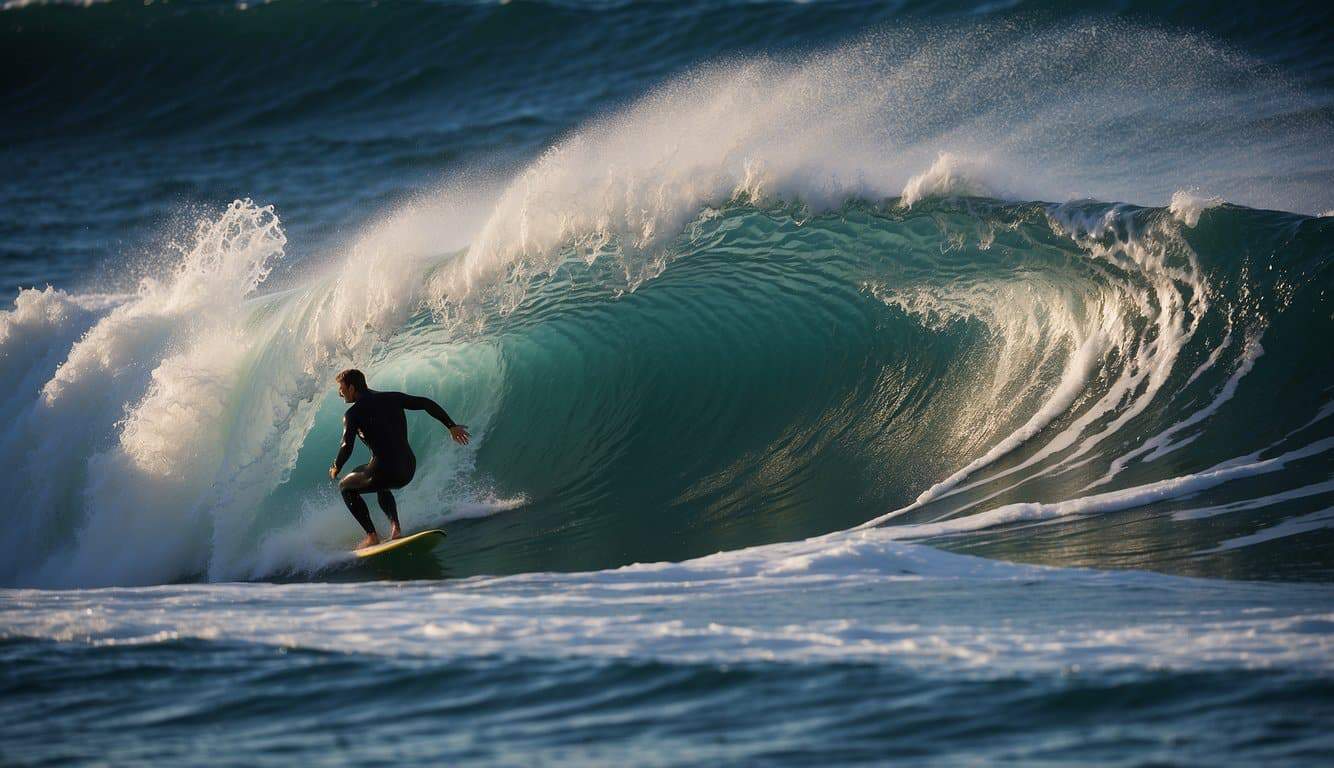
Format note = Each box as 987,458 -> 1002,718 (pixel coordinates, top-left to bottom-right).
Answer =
2,196 -> 1329,587
2,8 -> 1333,588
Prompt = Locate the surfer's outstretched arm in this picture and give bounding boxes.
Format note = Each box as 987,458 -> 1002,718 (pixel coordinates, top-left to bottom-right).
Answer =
395,392 -> 470,445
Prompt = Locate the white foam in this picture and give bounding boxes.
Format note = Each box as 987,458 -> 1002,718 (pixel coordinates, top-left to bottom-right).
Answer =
0,287 -> 120,427
0,194 -> 509,587
1041,206 -> 1209,472
900,152 -> 991,208
904,326 -> 1107,508
427,23 -> 1333,317
862,203 -> 1213,528
2,531 -> 1330,674
1169,189 -> 1224,227
1173,478 -> 1334,521
1205,508 -> 1334,553
0,201 -> 286,586
1088,332 -> 1264,489
864,269 -> 1125,523
1184,328 -> 1232,388
877,438 -> 1334,541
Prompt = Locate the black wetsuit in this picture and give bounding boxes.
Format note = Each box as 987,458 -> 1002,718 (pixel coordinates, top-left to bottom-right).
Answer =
334,389 -> 458,535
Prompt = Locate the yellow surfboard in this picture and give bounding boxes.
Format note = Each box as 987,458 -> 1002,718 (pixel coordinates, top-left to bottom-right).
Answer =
352,529 -> 446,560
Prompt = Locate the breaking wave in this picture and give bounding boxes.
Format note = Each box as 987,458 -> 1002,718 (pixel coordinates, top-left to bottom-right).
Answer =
2,20 -> 1331,587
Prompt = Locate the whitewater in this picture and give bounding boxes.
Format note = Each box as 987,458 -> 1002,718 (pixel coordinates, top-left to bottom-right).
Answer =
2,3 -> 1332,764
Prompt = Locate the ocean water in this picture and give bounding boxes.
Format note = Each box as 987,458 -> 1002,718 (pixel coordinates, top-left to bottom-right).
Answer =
3,0 -> 1333,764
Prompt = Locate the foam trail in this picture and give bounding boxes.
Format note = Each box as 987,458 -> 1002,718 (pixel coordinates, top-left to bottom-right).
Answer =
1185,329 -> 1232,388
878,439 -> 1334,541
1173,478 -> 1334,521
909,329 -> 1104,506
1088,333 -> 1264,489
1205,508 -> 1334,553
860,201 -> 1213,528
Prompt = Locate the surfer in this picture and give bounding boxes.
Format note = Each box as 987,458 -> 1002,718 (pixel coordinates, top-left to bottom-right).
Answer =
329,368 -> 470,549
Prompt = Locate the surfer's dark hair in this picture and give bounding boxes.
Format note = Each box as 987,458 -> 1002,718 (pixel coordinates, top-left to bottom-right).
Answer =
336,368 -> 368,392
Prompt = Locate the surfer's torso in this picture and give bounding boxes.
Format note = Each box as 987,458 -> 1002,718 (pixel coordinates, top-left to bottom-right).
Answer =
343,390 -> 417,473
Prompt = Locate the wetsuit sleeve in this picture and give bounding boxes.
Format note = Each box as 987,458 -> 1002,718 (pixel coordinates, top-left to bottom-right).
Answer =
334,413 -> 356,472
394,392 -> 458,429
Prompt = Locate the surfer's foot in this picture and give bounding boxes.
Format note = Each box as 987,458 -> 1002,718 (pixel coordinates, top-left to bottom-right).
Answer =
388,521 -> 401,540
356,532 -> 380,549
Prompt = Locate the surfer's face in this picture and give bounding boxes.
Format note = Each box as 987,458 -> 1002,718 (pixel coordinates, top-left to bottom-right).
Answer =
337,380 -> 357,402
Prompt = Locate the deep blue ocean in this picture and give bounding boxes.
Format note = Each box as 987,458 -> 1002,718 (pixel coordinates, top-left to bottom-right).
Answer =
3,0 -> 1334,764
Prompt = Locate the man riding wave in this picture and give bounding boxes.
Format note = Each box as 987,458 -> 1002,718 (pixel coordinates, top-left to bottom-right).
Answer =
329,368 -> 470,549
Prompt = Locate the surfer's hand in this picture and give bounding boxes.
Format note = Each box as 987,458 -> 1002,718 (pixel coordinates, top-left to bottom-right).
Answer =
329,465 -> 339,481
449,424 -> 470,445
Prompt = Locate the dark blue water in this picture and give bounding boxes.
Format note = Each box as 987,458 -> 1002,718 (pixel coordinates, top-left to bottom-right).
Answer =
2,1 -> 1333,765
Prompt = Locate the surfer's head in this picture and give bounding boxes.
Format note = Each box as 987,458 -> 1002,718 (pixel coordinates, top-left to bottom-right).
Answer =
336,368 -> 368,402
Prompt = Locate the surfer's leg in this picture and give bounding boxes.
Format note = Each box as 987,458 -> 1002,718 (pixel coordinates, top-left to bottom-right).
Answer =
376,491 -> 401,539
342,490 -> 376,536
339,464 -> 380,546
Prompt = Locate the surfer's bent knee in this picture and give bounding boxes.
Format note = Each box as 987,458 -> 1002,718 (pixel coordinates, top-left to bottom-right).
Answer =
338,472 -> 366,493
